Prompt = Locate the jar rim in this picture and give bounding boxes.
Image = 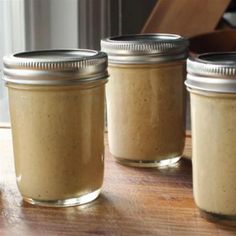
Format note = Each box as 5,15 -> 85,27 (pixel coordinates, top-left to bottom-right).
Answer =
3,49 -> 108,85
186,52 -> 236,93
101,33 -> 188,64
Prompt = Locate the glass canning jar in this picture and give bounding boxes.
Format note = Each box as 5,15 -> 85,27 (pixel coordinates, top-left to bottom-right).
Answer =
186,52 -> 236,219
3,49 -> 108,207
101,34 -> 188,167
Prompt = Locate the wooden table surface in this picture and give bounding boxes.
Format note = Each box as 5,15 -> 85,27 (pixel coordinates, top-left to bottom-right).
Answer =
0,129 -> 236,236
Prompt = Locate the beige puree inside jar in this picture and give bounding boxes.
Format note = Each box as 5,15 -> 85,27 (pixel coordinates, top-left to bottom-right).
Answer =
106,61 -> 186,163
190,90 -> 236,216
8,82 -> 105,202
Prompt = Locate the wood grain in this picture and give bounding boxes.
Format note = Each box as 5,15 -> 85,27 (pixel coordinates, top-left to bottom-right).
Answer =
142,0 -> 230,37
0,129 -> 236,235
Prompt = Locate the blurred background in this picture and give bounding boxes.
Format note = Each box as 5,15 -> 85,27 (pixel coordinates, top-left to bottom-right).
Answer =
0,0 -> 157,123
1,0 -> 236,124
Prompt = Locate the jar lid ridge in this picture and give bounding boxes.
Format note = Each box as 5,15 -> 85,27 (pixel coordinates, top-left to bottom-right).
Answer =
3,49 -> 108,85
101,34 -> 188,64
186,52 -> 236,93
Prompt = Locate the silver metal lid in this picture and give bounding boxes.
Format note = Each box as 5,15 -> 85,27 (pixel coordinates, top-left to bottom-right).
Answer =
101,34 -> 189,64
186,52 -> 236,93
3,49 -> 108,85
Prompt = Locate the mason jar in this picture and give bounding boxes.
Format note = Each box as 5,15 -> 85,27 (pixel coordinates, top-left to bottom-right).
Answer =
101,34 -> 188,167
186,52 -> 236,219
3,49 -> 108,207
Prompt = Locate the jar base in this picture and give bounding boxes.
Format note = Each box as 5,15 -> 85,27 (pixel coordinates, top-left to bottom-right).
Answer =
114,156 -> 181,168
23,188 -> 101,207
199,208 -> 236,223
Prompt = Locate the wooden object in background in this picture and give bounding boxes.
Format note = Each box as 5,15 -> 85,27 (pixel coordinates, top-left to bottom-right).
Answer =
189,29 -> 236,55
142,0 -> 231,38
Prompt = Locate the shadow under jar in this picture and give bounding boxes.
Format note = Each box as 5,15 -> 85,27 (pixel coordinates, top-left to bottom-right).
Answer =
186,52 -> 236,220
101,34 -> 189,167
3,49 -> 108,207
